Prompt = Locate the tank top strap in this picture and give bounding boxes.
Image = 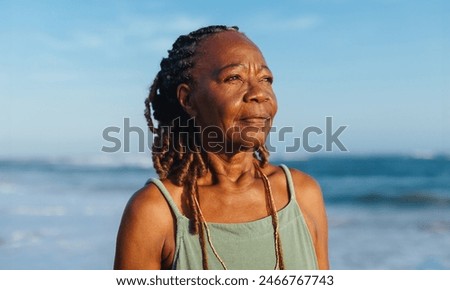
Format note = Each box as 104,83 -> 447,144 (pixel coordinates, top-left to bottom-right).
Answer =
279,164 -> 296,201
145,178 -> 183,219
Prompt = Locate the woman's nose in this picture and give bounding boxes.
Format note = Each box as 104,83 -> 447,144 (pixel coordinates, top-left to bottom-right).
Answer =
243,82 -> 270,103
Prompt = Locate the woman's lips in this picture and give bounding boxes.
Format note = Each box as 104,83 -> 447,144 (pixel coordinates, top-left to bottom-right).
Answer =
239,116 -> 271,127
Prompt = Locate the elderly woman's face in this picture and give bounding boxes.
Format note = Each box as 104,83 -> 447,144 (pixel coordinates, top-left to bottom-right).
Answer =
185,31 -> 278,152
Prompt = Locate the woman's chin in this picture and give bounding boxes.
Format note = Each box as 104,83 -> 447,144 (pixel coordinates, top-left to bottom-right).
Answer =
232,133 -> 267,152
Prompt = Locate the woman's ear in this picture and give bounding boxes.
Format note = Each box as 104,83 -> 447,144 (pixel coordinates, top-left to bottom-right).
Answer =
177,83 -> 197,116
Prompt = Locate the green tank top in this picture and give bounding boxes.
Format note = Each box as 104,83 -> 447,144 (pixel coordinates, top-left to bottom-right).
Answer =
148,164 -> 318,270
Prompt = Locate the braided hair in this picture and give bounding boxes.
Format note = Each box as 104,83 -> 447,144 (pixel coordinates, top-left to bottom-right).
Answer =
144,25 -> 278,269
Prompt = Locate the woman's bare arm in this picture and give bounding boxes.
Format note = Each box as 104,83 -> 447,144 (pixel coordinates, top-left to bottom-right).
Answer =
290,169 -> 330,270
114,184 -> 174,270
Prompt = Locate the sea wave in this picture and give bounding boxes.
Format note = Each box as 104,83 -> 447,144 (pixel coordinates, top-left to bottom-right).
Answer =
0,154 -> 154,172
1,155 -> 449,208
283,155 -> 450,178
325,192 -> 450,207
2,154 -> 450,174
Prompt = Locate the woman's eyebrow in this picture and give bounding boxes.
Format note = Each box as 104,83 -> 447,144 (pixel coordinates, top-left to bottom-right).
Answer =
215,63 -> 271,75
216,63 -> 245,74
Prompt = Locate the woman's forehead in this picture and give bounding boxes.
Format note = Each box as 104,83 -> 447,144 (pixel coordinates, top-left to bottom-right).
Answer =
194,31 -> 266,66
200,30 -> 253,46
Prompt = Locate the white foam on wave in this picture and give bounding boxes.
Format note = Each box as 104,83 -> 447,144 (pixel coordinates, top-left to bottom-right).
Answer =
12,206 -> 67,217
0,182 -> 16,194
6,228 -> 60,249
55,153 -> 153,169
409,150 -> 450,160
1,153 -> 154,170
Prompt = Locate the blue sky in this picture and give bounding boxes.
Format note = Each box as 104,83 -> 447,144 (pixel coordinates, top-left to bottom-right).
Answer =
1,0 -> 449,159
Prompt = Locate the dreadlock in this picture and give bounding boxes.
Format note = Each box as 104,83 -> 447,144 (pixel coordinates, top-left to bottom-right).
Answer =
144,25 -> 281,269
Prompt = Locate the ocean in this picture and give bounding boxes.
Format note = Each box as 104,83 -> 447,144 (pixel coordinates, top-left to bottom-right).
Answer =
1,154 -> 449,269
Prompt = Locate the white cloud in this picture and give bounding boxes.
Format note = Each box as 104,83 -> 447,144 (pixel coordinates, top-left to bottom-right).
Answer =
28,71 -> 78,83
33,14 -> 208,53
118,14 -> 208,52
248,14 -> 322,32
141,37 -> 174,53
165,16 -> 207,32
277,15 -> 322,30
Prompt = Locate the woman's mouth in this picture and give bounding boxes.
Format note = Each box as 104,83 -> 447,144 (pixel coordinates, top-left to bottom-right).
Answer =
239,116 -> 271,127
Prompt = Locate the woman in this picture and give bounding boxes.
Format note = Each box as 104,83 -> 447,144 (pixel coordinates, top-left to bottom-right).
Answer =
114,25 -> 329,270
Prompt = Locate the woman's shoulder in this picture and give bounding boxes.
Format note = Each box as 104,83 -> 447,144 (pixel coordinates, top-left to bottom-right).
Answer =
124,179 -> 180,222
282,165 -> 324,214
117,183 -> 172,246
114,179 -> 180,269
263,163 -> 322,195
285,166 -> 322,197
265,163 -> 324,221
276,164 -> 329,269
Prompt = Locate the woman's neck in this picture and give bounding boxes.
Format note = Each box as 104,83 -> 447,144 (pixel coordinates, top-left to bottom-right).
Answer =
200,152 -> 258,185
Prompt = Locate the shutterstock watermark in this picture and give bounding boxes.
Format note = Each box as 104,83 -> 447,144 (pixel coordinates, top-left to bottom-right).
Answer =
101,117 -> 348,153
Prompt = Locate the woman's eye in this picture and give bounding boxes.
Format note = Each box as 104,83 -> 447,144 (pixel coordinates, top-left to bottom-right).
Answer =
262,76 -> 273,84
224,75 -> 241,82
